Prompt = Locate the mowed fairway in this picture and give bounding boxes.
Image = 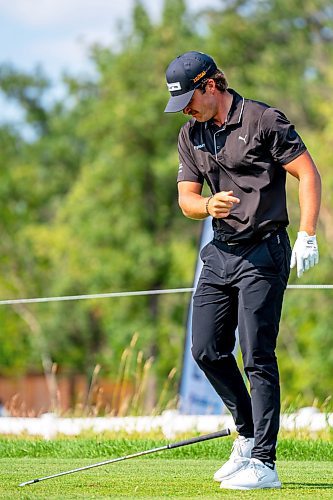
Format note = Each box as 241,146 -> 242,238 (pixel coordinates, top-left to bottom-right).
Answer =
0,437 -> 332,499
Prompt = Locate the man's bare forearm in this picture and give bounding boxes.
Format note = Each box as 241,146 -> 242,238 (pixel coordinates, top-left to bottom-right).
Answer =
178,191 -> 211,219
298,168 -> 321,235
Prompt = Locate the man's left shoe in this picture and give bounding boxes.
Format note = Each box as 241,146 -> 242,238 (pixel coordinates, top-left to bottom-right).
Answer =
220,458 -> 281,490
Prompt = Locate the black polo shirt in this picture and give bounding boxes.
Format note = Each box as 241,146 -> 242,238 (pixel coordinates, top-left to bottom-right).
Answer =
177,89 -> 307,242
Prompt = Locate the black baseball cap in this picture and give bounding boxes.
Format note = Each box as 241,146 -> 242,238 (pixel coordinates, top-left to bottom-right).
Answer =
164,51 -> 218,113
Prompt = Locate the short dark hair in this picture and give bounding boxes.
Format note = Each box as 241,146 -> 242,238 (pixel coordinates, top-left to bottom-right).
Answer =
197,69 -> 228,93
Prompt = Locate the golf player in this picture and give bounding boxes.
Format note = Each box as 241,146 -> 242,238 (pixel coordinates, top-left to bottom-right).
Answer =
164,51 -> 321,490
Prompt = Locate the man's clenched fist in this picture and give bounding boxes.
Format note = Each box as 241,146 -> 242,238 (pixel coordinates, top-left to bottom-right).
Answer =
207,191 -> 240,218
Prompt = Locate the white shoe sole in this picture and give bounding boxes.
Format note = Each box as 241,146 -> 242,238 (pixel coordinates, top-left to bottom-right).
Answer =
220,481 -> 281,490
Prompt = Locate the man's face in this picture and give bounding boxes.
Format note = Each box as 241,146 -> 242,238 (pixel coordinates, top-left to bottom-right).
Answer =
182,87 -> 217,122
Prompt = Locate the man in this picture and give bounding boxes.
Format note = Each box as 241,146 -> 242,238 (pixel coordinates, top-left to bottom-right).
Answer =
164,51 -> 321,490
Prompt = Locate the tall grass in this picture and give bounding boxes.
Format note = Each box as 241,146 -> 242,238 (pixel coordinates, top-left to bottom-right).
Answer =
4,333 -> 332,421
5,332 -> 178,417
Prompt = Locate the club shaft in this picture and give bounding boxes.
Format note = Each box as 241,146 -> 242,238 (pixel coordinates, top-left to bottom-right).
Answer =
19,428 -> 230,486
19,445 -> 168,486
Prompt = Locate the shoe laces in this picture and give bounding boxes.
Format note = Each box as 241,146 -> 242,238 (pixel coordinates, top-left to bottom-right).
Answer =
233,457 -> 266,478
234,457 -> 250,465
248,459 -> 267,478
230,437 -> 250,458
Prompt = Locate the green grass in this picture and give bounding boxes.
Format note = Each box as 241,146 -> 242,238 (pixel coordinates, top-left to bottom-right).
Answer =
0,436 -> 332,460
1,459 -> 332,499
0,437 -> 331,498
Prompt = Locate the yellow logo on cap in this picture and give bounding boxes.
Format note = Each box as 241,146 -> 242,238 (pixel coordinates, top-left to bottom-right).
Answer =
193,70 -> 207,83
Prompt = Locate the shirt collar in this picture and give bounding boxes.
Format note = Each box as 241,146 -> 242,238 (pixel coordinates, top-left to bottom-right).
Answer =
226,89 -> 244,125
205,88 -> 244,129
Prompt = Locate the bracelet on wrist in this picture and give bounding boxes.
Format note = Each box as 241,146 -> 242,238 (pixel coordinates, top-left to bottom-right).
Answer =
205,195 -> 214,215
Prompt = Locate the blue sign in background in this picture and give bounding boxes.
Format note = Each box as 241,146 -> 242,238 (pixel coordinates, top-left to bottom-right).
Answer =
179,217 -> 224,415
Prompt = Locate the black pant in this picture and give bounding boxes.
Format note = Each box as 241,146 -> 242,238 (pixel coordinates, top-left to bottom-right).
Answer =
192,228 -> 291,463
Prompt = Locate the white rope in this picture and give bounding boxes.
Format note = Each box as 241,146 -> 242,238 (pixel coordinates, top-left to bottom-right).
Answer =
0,288 -> 195,306
0,285 -> 332,306
287,284 -> 333,289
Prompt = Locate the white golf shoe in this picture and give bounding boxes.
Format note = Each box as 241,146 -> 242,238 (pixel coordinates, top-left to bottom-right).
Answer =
220,457 -> 281,490
213,435 -> 254,482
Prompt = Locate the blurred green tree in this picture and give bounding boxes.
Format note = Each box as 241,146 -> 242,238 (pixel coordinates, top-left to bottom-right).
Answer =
0,0 -> 332,408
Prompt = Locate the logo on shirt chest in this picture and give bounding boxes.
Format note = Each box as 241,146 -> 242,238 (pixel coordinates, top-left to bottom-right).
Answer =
238,134 -> 248,144
194,143 -> 206,150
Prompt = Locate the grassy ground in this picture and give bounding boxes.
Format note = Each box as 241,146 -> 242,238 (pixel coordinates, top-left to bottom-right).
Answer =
0,435 -> 331,499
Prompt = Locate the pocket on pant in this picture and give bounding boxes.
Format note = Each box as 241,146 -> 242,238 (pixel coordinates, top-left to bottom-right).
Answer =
200,241 -> 216,263
199,242 -> 210,262
265,233 -> 291,277
265,239 -> 283,272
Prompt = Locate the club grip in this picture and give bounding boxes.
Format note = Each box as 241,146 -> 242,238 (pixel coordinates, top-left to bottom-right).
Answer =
167,428 -> 230,450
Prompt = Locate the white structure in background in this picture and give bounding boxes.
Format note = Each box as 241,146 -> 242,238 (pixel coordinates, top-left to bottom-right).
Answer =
0,407 -> 331,440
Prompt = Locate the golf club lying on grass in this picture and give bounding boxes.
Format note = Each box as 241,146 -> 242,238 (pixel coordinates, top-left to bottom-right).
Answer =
19,428 -> 230,487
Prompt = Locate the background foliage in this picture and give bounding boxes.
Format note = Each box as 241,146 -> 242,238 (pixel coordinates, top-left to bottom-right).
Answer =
0,0 -> 332,409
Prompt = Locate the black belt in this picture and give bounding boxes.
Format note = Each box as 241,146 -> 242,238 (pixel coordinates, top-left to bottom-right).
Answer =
226,231 -> 273,246
213,228 -> 281,247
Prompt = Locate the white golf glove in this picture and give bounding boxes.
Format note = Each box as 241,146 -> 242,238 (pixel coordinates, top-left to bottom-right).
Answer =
290,231 -> 319,278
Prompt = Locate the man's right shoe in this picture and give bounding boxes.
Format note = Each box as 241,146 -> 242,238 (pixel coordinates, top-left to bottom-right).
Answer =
220,458 -> 281,489
213,435 -> 254,482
